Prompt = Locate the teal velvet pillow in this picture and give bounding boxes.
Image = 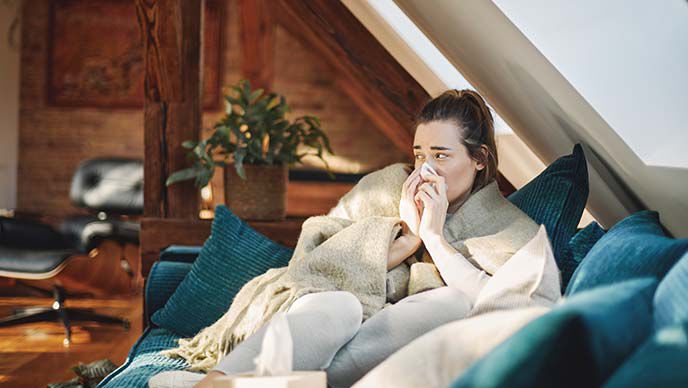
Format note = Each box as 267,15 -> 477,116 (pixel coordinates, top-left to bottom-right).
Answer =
566,210 -> 688,296
151,205 -> 294,337
451,278 -> 658,388
559,221 -> 606,291
508,144 -> 589,269
603,322 -> 688,388
603,254 -> 688,387
653,252 -> 688,330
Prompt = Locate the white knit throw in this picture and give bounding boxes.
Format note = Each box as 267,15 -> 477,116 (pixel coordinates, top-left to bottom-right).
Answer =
163,163 -> 539,371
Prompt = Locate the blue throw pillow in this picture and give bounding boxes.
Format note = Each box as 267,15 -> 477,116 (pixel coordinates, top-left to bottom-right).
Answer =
653,252 -> 688,330
508,144 -> 589,269
151,205 -> 294,337
566,210 -> 688,296
451,278 -> 658,388
603,322 -> 688,388
559,221 -> 606,291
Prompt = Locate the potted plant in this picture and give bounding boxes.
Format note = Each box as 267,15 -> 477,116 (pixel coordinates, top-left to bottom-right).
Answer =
166,79 -> 334,221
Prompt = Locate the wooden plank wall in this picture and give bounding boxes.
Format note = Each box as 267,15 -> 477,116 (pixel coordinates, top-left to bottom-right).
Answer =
17,0 -> 143,218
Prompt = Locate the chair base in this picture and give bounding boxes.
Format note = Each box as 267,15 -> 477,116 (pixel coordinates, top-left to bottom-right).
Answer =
0,285 -> 130,345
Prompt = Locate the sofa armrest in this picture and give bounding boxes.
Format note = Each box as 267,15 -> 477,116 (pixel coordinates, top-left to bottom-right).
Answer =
144,260 -> 192,326
159,245 -> 202,263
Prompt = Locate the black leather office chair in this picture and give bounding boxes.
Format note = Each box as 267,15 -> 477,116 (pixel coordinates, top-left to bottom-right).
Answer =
0,158 -> 143,345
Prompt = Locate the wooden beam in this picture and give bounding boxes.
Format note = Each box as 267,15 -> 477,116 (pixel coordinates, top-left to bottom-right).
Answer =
239,0 -> 274,91
135,0 -> 202,219
273,0 -> 428,157
136,0 -> 204,273
335,76 -> 414,158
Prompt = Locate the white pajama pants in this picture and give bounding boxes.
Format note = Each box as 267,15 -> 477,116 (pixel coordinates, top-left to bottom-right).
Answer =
148,286 -> 471,388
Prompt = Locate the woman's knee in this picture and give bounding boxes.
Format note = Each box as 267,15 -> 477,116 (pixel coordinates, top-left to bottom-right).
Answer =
292,291 -> 361,318
288,291 -> 362,339
321,291 -> 362,338
332,291 -> 363,326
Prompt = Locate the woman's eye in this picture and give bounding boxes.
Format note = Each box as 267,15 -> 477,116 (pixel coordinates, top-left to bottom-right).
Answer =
414,154 -> 424,160
435,153 -> 448,159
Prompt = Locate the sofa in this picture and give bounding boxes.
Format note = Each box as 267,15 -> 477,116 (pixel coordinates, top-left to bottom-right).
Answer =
98,245 -> 201,387
99,145 -> 688,387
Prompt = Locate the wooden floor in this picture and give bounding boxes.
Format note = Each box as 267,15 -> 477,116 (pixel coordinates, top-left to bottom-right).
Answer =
0,292 -> 142,387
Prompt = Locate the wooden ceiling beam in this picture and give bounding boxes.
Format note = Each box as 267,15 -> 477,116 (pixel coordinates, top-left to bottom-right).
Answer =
272,0 -> 428,158
334,76 -> 413,156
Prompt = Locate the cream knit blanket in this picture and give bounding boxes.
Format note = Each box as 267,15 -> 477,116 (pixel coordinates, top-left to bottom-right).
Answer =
163,163 -> 539,371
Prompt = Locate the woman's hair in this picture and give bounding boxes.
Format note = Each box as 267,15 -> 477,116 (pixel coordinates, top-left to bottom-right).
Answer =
414,89 -> 498,194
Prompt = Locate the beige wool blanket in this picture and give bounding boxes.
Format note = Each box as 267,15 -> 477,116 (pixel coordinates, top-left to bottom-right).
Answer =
164,163 -> 539,371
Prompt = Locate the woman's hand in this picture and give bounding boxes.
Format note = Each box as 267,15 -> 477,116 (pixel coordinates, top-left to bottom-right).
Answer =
415,171 -> 449,244
399,166 -> 423,236
387,221 -> 422,270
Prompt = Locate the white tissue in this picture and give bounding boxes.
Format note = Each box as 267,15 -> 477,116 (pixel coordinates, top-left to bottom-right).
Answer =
420,162 -> 438,177
253,312 -> 293,376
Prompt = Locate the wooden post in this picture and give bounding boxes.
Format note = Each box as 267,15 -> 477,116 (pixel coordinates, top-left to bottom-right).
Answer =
239,0 -> 274,91
136,0 -> 202,220
136,0 -> 203,273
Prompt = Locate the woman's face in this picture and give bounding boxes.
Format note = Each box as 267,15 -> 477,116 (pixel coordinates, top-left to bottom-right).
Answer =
413,120 -> 485,212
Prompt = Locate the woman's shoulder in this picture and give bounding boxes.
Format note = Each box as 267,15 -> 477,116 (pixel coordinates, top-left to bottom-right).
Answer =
449,180 -> 539,242
491,188 -> 540,237
478,181 -> 538,226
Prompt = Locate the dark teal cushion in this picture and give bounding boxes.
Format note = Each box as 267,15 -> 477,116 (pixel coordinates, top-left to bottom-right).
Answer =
451,278 -> 658,388
654,252 -> 688,330
603,322 -> 688,388
566,210 -> 688,296
559,221 -> 606,291
151,205 -> 294,337
508,144 -> 589,268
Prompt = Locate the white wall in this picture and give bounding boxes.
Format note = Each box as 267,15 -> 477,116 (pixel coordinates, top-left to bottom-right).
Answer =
492,0 -> 688,170
0,2 -> 20,209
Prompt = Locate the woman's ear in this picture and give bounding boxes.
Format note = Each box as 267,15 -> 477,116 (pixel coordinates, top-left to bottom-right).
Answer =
475,145 -> 488,171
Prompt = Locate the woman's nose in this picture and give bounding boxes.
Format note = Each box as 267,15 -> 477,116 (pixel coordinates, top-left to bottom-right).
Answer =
423,161 -> 437,172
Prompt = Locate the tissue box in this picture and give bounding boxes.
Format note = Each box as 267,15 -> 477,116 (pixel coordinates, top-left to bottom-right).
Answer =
213,371 -> 326,388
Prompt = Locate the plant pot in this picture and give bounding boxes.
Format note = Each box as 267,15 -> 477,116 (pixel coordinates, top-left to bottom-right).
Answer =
224,163 -> 288,221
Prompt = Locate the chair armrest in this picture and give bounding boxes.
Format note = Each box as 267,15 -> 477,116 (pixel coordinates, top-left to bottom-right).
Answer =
159,245 -> 203,263
144,260 -> 192,326
60,216 -> 140,252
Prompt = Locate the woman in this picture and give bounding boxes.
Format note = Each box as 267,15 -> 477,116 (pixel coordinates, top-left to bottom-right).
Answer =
149,89 -> 539,388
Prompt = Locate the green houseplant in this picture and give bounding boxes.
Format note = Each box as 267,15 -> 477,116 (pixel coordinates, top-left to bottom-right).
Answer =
166,79 -> 334,220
